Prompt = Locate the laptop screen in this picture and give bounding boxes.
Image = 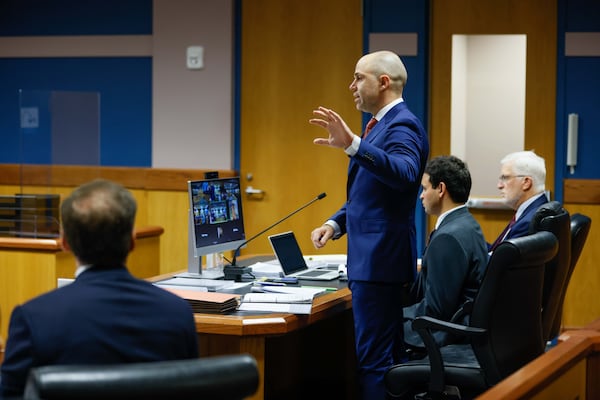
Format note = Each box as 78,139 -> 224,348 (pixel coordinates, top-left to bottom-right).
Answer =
268,231 -> 308,275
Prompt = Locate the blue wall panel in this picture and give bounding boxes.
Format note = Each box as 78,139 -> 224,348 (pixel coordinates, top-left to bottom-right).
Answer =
0,0 -> 152,166
0,0 -> 152,36
555,0 -> 600,200
564,58 -> 600,178
0,58 -> 152,166
364,0 -> 429,256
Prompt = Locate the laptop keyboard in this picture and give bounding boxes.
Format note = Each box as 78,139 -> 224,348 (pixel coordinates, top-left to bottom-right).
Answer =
306,260 -> 336,269
297,269 -> 330,277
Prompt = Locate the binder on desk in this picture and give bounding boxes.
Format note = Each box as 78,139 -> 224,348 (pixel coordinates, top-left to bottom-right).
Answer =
164,288 -> 240,314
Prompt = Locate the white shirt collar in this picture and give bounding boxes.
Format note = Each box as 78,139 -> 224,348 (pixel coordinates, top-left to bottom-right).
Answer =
373,97 -> 404,121
435,204 -> 467,230
75,264 -> 93,278
515,192 -> 547,220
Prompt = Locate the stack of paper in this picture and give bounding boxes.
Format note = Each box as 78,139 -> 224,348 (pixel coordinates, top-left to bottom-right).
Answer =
248,261 -> 283,278
164,288 -> 240,314
238,291 -> 316,314
154,277 -> 236,292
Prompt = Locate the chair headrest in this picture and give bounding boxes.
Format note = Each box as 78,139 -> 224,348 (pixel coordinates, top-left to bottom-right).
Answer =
496,230 -> 558,266
571,213 -> 592,234
24,354 -> 259,400
528,201 -> 568,234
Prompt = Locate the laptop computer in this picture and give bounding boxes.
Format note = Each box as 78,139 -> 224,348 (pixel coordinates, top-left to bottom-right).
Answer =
268,231 -> 340,281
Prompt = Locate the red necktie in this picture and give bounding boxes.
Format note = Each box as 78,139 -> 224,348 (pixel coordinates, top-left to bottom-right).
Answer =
490,214 -> 517,251
363,117 -> 378,138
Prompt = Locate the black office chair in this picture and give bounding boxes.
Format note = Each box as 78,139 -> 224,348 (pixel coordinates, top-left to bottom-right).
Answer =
384,231 -> 558,400
528,201 -> 571,342
23,354 -> 260,400
547,213 -> 592,339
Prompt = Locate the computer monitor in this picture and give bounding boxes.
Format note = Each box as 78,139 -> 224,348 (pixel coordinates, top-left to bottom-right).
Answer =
184,177 -> 246,277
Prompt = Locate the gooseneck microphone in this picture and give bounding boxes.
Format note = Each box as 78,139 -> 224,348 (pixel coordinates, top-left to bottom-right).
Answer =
223,192 -> 327,281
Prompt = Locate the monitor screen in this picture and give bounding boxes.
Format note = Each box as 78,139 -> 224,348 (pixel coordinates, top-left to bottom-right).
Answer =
187,177 -> 246,256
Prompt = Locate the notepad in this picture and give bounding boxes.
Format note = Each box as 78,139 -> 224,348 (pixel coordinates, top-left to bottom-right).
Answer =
237,302 -> 312,314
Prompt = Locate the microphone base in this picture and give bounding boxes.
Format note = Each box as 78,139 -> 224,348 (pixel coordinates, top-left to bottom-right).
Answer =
223,265 -> 253,282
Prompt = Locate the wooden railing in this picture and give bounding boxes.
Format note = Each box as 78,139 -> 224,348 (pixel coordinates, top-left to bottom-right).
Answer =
477,318 -> 600,399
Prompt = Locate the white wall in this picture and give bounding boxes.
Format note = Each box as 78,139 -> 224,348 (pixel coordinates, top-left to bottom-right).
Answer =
152,0 -> 234,169
451,34 -> 527,198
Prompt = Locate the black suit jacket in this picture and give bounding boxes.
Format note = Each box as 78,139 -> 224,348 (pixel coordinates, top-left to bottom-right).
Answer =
404,207 -> 489,347
0,266 -> 199,397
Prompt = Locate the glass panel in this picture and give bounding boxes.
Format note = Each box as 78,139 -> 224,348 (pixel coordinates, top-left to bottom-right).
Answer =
5,90 -> 101,237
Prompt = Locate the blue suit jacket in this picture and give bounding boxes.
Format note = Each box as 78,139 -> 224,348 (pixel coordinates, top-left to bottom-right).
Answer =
0,266 -> 199,397
489,194 -> 549,250
330,102 -> 429,282
404,207 -> 489,347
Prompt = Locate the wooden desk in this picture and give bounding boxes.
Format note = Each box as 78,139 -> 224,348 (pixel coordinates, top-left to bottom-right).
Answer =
0,226 -> 163,340
152,265 -> 358,400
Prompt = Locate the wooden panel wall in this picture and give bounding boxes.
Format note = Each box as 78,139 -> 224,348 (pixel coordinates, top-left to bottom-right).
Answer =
0,164 -> 235,275
429,0 -> 558,242
238,0 -> 362,256
430,0 -> 557,188
562,179 -> 600,328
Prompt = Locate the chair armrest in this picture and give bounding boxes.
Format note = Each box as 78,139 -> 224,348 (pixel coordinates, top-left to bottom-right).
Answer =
450,300 -> 473,323
411,316 -> 487,395
413,316 -> 486,337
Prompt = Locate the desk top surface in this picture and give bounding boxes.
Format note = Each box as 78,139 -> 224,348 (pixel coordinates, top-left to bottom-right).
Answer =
150,255 -> 352,337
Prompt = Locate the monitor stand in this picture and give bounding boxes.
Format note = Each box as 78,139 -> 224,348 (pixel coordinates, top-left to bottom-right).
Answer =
175,210 -> 225,280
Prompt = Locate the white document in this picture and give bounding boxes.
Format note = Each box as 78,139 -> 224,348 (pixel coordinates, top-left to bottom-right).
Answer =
243,293 -> 313,304
258,286 -> 327,296
303,254 -> 347,265
155,284 -> 208,292
238,302 -> 312,314
154,277 -> 235,291
248,261 -> 283,278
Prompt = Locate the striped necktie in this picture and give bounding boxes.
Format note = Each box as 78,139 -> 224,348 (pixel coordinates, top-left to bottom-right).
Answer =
363,117 -> 378,138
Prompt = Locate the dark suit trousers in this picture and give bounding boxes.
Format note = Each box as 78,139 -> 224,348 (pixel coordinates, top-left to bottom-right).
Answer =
349,280 -> 408,400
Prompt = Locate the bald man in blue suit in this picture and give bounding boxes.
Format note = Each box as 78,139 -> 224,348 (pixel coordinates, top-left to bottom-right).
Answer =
0,180 -> 198,398
310,50 -> 429,400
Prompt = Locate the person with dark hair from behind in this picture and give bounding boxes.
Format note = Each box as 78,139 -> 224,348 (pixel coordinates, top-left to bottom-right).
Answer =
0,179 -> 199,398
488,150 -> 548,252
403,156 -> 489,351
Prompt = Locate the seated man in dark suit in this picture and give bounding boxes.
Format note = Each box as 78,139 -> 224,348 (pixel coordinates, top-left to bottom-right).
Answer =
489,150 -> 548,251
0,179 -> 199,398
404,156 -> 489,349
